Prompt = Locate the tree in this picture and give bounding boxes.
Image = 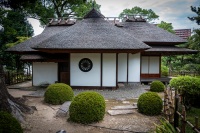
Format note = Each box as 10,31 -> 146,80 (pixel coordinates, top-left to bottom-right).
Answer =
0,61 -> 35,122
157,21 -> 175,34
73,0 -> 101,18
119,6 -> 159,22
188,5 -> 200,25
0,10 -> 34,70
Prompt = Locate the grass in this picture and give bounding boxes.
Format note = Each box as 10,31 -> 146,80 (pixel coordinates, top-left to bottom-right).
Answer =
178,107 -> 200,132
185,107 -> 200,132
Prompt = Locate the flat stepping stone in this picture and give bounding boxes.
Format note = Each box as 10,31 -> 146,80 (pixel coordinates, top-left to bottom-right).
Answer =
56,101 -> 71,117
108,110 -> 134,116
111,105 -> 137,110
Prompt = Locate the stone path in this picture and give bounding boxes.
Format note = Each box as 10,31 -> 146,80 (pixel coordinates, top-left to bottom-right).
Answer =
7,82 -> 149,99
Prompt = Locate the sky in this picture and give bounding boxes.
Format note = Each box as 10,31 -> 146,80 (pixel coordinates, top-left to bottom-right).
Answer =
28,0 -> 199,36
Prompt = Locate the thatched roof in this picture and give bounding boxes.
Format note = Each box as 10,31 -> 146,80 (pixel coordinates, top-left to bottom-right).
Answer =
119,21 -> 187,45
6,26 -> 70,53
143,46 -> 198,55
33,9 -> 150,52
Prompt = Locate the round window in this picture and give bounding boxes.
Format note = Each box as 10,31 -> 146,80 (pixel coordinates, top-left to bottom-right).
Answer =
79,58 -> 93,72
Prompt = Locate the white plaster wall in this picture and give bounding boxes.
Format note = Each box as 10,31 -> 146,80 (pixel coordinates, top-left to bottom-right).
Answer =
141,56 -> 148,74
70,53 -> 100,86
149,56 -> 160,73
103,54 -> 116,86
128,53 -> 141,82
118,53 -> 127,82
33,62 -> 58,86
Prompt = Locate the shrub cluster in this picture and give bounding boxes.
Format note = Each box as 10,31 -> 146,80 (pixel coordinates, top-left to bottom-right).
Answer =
161,65 -> 169,77
0,111 -> 23,133
138,92 -> 163,116
150,80 -> 165,92
170,76 -> 200,108
69,91 -> 105,124
44,83 -> 74,105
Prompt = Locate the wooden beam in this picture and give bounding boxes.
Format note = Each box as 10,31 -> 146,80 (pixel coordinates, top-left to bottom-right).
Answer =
127,53 -> 129,84
101,53 -> 103,89
116,53 -> 118,88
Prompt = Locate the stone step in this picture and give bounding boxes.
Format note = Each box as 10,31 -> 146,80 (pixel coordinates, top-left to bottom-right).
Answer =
111,105 -> 137,110
56,101 -> 71,117
108,109 -> 134,116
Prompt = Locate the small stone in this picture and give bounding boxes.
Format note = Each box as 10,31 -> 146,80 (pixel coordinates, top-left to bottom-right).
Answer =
108,110 -> 134,116
122,101 -> 130,104
111,105 -> 137,110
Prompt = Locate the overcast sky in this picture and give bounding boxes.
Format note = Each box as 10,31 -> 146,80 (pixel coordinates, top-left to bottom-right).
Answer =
29,0 -> 199,36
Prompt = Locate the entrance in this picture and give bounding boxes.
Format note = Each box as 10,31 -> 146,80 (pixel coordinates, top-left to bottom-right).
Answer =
58,61 -> 70,85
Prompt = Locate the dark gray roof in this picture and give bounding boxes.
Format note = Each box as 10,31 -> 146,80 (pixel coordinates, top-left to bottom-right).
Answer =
143,46 -> 198,55
84,8 -> 105,19
6,26 -> 70,53
33,10 -> 150,51
119,21 -> 187,44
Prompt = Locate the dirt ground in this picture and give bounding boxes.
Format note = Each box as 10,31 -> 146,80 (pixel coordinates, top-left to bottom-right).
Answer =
8,89 -> 162,133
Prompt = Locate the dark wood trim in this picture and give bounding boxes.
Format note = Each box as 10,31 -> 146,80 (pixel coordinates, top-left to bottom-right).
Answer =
140,53 -> 142,82
32,62 -> 33,86
100,53 -> 103,89
72,86 -> 117,90
69,54 -> 71,86
33,48 -> 147,54
141,74 -> 160,78
148,56 -> 150,74
159,55 -> 161,78
127,53 -> 129,84
116,53 -> 118,88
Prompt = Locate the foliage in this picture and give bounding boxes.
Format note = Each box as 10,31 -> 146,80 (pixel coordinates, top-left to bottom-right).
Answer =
188,5 -> 200,25
74,0 -> 101,18
185,107 -> 200,132
0,111 -> 23,133
170,76 -> 200,108
157,21 -> 175,34
6,37 -> 30,48
0,9 -> 34,70
44,83 -> 74,105
154,118 -> 177,133
161,65 -> 169,77
138,92 -> 163,116
119,6 -> 159,22
69,91 -> 105,124
150,80 -> 165,92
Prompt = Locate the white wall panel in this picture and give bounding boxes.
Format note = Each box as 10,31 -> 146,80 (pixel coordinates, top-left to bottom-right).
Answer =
70,53 -> 100,86
118,53 -> 127,82
33,62 -> 58,86
141,56 -> 148,74
103,54 -> 116,86
128,53 -> 140,82
149,57 -> 160,73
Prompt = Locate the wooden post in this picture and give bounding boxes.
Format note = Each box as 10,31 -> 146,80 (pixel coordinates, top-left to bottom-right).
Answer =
174,90 -> 179,129
181,106 -> 186,133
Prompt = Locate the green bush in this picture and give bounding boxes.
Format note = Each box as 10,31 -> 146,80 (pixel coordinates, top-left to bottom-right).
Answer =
138,92 -> 163,116
161,65 -> 169,77
170,76 -> 200,108
69,91 -> 105,124
44,83 -> 74,105
150,80 -> 165,92
0,111 -> 23,133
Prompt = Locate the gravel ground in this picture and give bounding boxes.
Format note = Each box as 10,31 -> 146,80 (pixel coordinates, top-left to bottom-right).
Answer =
8,81 -> 149,99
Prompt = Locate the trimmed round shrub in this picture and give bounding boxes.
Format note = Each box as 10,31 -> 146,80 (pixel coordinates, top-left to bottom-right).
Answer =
150,80 -> 165,92
44,83 -> 74,105
138,92 -> 163,116
69,91 -> 105,124
0,111 -> 23,133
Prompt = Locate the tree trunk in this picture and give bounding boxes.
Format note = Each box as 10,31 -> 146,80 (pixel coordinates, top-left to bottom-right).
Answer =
0,62 -> 35,122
